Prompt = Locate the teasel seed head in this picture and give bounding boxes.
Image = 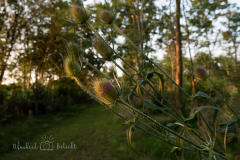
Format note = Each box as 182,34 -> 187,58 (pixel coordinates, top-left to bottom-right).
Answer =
99,10 -> 114,24
194,66 -> 209,80
92,37 -> 113,60
64,56 -> 82,76
92,78 -> 121,106
69,4 -> 89,24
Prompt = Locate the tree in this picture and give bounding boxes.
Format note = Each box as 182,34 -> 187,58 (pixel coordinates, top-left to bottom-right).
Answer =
175,0 -> 183,108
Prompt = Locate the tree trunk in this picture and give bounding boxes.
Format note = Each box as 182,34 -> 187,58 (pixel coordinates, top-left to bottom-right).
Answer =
175,0 -> 183,109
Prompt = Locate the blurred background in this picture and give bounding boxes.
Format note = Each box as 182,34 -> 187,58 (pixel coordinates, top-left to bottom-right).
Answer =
0,0 -> 240,159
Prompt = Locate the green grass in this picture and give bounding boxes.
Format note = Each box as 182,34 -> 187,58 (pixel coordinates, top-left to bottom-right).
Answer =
0,103 -> 196,160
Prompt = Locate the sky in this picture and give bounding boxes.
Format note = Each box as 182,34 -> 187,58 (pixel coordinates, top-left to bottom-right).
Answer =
2,0 -> 240,84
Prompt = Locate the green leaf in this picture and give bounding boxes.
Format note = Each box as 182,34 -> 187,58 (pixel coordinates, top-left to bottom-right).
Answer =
195,148 -> 202,160
181,99 -> 190,119
143,99 -> 171,111
171,147 -> 180,153
173,153 -> 180,160
185,106 -> 229,122
214,153 -> 222,160
136,84 -> 144,100
128,86 -> 137,101
194,91 -> 218,123
146,71 -> 165,94
139,80 -> 147,86
60,53 -> 65,62
154,72 -> 165,96
63,38 -> 69,49
129,74 -> 135,85
177,127 -> 186,149
126,126 -> 143,156
146,71 -> 154,80
209,150 -> 213,160
170,147 -> 181,160
217,118 -> 240,158
167,122 -> 184,132
236,118 -> 240,128
113,69 -> 121,89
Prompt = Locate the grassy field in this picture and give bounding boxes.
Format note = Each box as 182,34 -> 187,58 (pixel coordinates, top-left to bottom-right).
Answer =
0,103 -> 196,160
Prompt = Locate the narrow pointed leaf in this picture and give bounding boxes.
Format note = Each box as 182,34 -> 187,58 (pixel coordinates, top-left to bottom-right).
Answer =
136,84 -> 144,100
185,106 -> 229,122
126,126 -> 143,156
195,148 -> 202,160
143,99 -> 171,111
214,153 -> 222,160
177,127 -> 186,149
181,99 -> 190,119
194,91 -> 218,123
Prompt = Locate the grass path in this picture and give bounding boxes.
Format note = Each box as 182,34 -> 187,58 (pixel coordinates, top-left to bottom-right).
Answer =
0,104 -> 185,160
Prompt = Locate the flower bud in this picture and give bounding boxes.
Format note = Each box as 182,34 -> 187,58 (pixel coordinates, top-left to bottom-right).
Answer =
92,37 -> 113,59
92,78 -> 120,106
67,42 -> 83,57
194,66 -> 209,80
64,56 -> 82,76
69,4 -> 89,24
99,10 -> 114,24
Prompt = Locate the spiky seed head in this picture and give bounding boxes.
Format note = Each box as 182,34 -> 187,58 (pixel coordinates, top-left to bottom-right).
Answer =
92,78 -> 120,106
69,4 -> 89,24
64,56 -> 82,76
67,42 -> 83,57
99,10 -> 114,24
92,37 -> 113,59
194,66 -> 209,80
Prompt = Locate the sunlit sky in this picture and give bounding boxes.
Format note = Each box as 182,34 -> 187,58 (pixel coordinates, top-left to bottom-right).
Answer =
2,0 -> 240,84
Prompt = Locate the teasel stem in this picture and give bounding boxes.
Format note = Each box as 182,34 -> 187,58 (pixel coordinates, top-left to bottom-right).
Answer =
87,21 -> 183,122
83,23 -> 211,151
113,58 -> 217,150
71,42 -> 227,160
86,21 -> 137,73
118,103 -> 174,141
74,74 -> 210,155
119,105 -> 203,156
206,80 -> 239,118
73,76 -> 186,150
192,101 -> 226,154
113,23 -> 191,98
73,57 -> 181,135
111,56 -> 184,123
117,103 -> 207,154
78,54 -> 209,151
79,55 -> 111,80
119,98 -> 229,158
118,98 -> 204,149
111,55 -> 184,122
87,21 -> 182,121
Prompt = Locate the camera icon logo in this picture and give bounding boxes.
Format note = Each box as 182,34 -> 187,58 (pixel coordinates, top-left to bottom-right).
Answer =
40,135 -> 54,151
